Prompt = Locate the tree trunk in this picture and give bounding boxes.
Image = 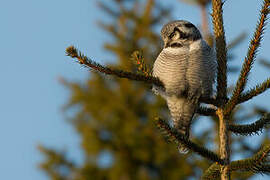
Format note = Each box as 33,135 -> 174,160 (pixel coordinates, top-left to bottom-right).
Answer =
217,109 -> 230,180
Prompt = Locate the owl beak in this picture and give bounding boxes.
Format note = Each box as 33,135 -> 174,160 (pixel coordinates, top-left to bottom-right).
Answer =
164,39 -> 172,48
164,42 -> 169,48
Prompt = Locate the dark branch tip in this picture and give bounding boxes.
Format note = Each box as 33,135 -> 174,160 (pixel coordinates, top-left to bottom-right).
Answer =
229,113 -> 270,136
66,46 -> 78,58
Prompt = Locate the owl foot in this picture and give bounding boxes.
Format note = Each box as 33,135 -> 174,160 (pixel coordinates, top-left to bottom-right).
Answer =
177,144 -> 189,154
176,131 -> 190,154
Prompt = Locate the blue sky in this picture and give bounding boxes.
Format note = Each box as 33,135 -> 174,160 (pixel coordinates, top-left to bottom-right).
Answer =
0,0 -> 269,179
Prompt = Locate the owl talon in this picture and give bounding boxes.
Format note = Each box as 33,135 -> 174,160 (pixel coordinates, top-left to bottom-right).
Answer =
178,144 -> 189,154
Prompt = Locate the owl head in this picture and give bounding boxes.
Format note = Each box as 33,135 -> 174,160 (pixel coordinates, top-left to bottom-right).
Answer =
161,20 -> 202,48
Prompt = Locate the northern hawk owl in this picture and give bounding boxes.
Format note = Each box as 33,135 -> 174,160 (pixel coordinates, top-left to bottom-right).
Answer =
152,20 -> 217,153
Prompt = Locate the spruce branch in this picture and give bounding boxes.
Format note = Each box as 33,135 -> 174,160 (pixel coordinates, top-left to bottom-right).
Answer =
66,46 -> 219,105
228,113 -> 270,136
197,106 -> 217,116
230,145 -> 270,174
38,145 -> 75,171
212,0 -> 228,101
200,97 -> 221,106
259,58 -> 270,69
238,78 -> 270,104
225,0 -> 270,115
203,145 -> 270,179
227,32 -> 247,50
97,2 -> 120,18
156,118 -> 225,165
130,51 -> 151,76
66,46 -> 163,87
202,163 -> 221,180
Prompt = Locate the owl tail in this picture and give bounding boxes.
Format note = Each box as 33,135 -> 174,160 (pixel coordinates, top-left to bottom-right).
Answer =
166,96 -> 199,154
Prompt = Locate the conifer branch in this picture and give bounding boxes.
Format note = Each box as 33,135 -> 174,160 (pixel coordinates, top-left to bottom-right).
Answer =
228,113 -> 270,136
38,145 -> 75,175
156,118 -> 225,165
130,51 -> 151,76
225,0 -> 270,115
197,106 -> 217,116
203,145 -> 270,179
259,58 -> 270,69
212,0 -> 228,101
66,46 -> 219,105
227,32 -> 247,50
97,2 -> 120,18
202,163 -> 221,180
238,78 -> 270,104
200,97 -> 221,106
230,145 -> 270,174
66,46 -> 164,87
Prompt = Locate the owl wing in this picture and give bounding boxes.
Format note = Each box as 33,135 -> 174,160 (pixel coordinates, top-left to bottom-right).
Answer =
187,40 -> 217,99
201,41 -> 217,98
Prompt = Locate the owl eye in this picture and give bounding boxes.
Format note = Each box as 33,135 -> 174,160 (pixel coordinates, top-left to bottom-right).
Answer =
169,32 -> 175,39
168,28 -> 180,39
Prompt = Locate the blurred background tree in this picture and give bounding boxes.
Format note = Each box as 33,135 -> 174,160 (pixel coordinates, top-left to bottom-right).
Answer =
39,0 -> 269,179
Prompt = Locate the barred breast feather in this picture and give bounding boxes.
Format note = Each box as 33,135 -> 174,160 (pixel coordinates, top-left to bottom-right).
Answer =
152,45 -> 190,97
152,39 -> 216,99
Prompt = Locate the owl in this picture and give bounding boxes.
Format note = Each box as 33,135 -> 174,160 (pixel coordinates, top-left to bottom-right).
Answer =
152,20 -> 217,153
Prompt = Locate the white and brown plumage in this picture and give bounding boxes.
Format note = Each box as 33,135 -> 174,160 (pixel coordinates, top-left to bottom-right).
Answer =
152,20 -> 217,153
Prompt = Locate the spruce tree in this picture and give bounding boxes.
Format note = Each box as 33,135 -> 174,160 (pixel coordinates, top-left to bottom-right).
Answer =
40,0 -> 270,179
40,1 -> 206,179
